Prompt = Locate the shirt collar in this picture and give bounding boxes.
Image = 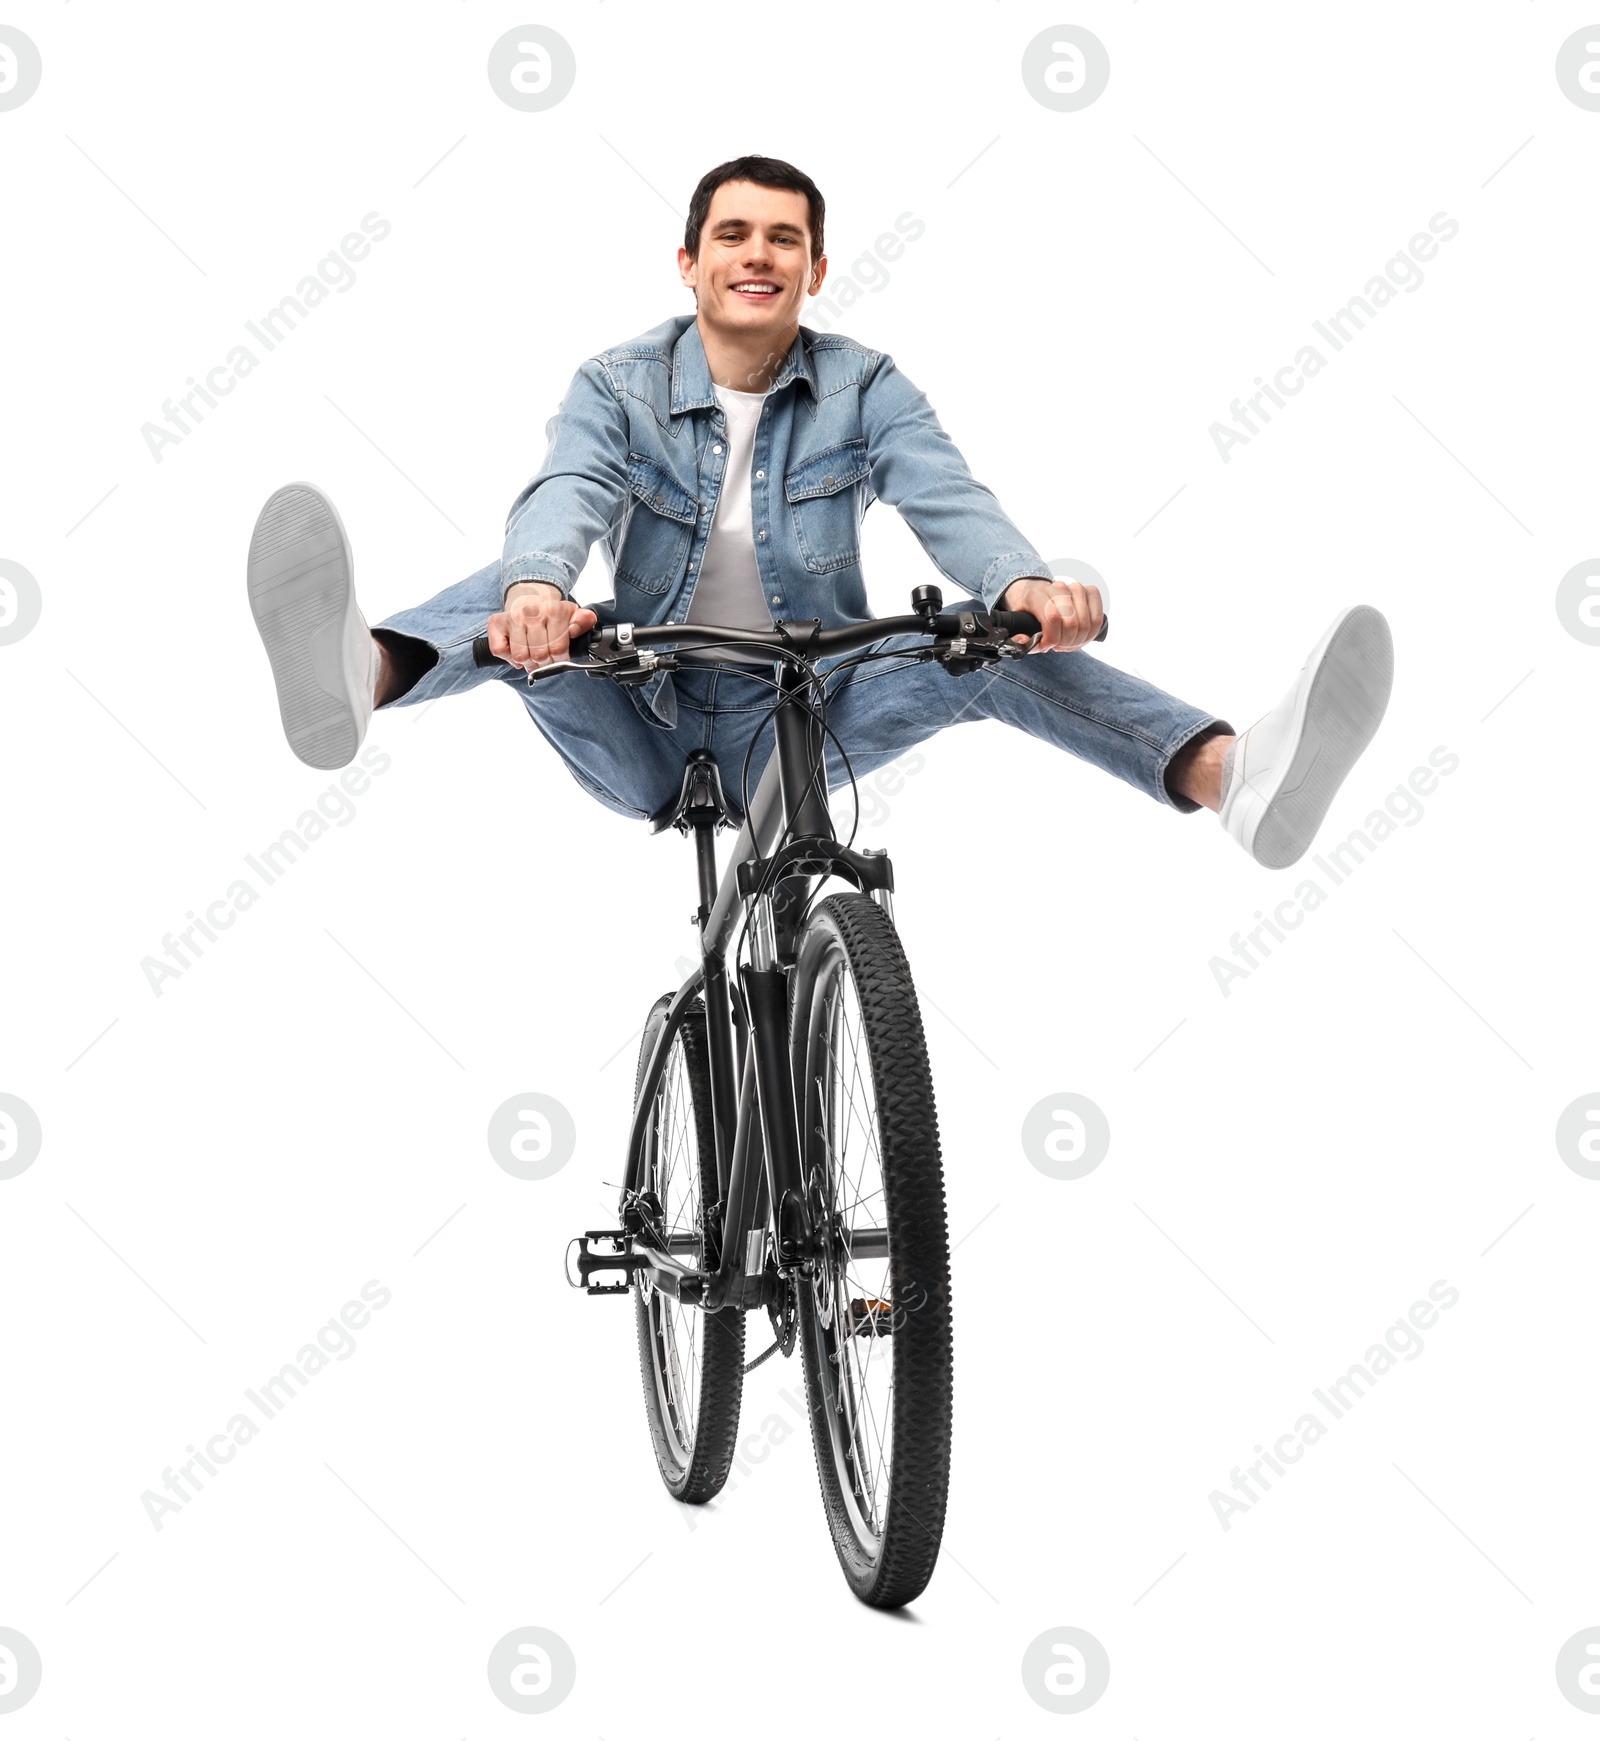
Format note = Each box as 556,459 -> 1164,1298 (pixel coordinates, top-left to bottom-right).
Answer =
670,315 -> 818,416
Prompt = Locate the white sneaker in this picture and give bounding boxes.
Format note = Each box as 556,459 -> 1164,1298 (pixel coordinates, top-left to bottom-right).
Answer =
1219,604 -> 1394,869
247,483 -> 377,770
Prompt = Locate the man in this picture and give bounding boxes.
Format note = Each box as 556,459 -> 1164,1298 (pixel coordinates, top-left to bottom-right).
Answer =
247,155 -> 1392,863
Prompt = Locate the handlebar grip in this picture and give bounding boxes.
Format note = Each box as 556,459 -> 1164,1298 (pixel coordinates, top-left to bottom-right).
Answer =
991,609 -> 1109,644
470,627 -> 597,669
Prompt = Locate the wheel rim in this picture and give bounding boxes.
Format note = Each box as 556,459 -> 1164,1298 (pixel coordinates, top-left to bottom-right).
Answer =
806,950 -> 895,1557
641,1031 -> 705,1472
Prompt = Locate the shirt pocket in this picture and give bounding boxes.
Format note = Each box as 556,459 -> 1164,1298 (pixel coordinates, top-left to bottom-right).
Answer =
615,452 -> 698,597
784,437 -> 869,574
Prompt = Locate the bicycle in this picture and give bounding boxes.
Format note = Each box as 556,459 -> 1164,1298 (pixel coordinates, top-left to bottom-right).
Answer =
473,584 -> 1105,1607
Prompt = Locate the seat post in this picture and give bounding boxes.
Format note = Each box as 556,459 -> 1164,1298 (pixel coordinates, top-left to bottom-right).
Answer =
693,817 -> 719,918
652,747 -> 741,1194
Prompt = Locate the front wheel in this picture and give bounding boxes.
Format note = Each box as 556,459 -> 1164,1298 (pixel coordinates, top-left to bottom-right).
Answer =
790,894 -> 953,1607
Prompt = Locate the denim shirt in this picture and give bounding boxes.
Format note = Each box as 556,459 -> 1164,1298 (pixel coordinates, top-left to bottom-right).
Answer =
500,313 -> 1050,723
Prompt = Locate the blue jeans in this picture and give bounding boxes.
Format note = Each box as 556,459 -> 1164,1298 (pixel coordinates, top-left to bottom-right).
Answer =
374,561 -> 1230,823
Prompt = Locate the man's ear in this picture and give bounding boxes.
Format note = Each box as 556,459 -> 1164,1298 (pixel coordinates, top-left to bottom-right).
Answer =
809,253 -> 828,295
676,245 -> 699,291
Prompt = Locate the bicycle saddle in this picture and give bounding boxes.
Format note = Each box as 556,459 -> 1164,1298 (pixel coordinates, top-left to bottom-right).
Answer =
649,748 -> 742,835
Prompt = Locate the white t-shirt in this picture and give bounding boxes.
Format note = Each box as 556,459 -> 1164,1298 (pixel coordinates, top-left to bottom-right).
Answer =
686,385 -> 774,631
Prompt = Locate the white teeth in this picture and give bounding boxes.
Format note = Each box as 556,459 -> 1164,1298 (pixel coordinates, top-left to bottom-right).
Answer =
732,283 -> 777,293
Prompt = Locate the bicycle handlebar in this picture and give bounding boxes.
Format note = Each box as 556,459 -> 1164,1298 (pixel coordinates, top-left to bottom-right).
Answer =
469,603 -> 1105,675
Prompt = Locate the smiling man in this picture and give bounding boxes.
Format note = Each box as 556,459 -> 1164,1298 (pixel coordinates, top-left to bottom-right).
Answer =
247,154 -> 1392,862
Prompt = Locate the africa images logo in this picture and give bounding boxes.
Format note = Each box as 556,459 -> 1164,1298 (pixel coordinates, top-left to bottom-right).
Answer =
1208,1281 -> 1459,1530
0,26 -> 43,111
140,1282 -> 391,1531
140,215 -> 393,463
1209,214 -> 1460,463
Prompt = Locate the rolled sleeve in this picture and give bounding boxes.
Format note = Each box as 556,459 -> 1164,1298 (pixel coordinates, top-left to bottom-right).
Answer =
860,353 -> 1051,610
501,360 -> 631,604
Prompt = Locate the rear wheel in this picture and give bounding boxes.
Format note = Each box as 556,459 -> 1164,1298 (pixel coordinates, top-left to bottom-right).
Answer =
631,996 -> 745,1502
790,894 -> 952,1607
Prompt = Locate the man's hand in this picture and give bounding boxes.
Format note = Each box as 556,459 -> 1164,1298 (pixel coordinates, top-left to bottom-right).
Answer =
487,581 -> 598,671
998,576 -> 1104,652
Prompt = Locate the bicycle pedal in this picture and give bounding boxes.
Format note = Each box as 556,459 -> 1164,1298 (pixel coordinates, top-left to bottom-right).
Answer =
565,1230 -> 645,1295
849,1297 -> 895,1337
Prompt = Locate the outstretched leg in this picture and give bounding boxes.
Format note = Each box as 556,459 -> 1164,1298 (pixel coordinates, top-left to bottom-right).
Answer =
368,562 -> 518,709
820,604 -> 1392,868
246,480 -> 701,818
821,626 -> 1232,813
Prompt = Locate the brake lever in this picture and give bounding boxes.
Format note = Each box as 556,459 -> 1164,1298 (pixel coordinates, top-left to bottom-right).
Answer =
522,659 -> 589,684
987,615 -> 1108,658
524,651 -> 676,685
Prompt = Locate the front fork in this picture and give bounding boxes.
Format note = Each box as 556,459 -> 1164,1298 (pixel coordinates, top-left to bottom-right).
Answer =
718,852 -> 897,1307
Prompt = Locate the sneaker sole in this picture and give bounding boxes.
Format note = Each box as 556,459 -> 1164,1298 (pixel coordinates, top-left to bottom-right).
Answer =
247,483 -> 361,770
1250,605 -> 1394,870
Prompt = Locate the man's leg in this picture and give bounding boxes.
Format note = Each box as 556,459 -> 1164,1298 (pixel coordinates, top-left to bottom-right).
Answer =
372,561 -> 696,819
246,483 -> 710,824
819,603 -> 1393,868
369,560 -> 519,709
821,632 -> 1232,814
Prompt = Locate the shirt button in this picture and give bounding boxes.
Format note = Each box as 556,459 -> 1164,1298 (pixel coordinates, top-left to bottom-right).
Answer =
713,444 -> 724,455
757,530 -> 767,541
755,469 -> 765,480
771,595 -> 781,605
823,475 -> 835,487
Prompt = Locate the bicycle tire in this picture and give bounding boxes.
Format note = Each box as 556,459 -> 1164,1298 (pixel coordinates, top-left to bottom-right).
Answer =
631,995 -> 746,1503
789,894 -> 953,1607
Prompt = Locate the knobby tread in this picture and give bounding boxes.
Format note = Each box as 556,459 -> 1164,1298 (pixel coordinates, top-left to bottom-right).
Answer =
792,894 -> 952,1607
631,998 -> 745,1503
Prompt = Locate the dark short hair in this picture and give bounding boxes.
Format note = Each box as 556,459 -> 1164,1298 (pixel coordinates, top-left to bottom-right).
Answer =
684,156 -> 825,264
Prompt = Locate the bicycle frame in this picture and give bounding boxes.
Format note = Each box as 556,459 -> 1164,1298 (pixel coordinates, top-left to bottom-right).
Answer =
539,588 -> 1092,1305
619,660 -> 893,1314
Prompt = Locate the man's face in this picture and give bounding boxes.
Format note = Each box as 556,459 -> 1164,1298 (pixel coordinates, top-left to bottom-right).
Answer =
679,180 -> 826,340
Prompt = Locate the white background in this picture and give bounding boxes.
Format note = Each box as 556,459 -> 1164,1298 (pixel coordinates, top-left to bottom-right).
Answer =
2,2 -> 1597,1734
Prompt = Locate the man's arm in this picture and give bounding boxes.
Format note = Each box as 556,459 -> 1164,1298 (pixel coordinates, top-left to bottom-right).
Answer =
490,359 -> 629,667
500,359 -> 631,601
859,353 -> 1101,650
